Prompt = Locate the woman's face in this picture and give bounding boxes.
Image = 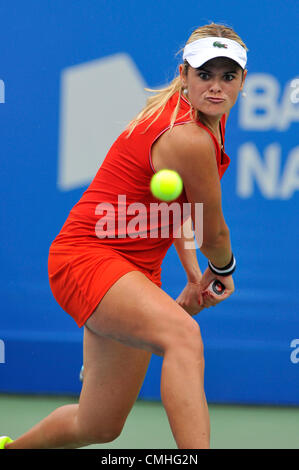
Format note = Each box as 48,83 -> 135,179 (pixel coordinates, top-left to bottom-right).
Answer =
180,57 -> 247,118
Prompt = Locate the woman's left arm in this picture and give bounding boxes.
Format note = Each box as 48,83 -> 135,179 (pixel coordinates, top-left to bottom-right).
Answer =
173,217 -> 206,316
173,217 -> 202,283
174,217 -> 226,315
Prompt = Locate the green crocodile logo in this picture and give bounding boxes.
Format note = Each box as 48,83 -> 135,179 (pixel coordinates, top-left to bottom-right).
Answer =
213,41 -> 228,49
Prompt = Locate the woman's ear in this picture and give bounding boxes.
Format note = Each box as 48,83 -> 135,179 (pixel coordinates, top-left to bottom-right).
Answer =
179,63 -> 187,89
240,68 -> 247,92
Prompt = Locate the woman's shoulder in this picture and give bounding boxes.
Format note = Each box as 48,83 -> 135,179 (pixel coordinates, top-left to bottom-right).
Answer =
168,121 -> 216,154
151,120 -> 216,174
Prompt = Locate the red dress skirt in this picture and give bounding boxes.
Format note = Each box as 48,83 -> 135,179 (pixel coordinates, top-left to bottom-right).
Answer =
48,245 -> 162,328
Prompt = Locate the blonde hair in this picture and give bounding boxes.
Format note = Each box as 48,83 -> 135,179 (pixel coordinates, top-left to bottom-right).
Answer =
126,22 -> 248,136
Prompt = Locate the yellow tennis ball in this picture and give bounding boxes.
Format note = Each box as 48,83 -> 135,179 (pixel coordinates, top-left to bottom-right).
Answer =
150,169 -> 183,201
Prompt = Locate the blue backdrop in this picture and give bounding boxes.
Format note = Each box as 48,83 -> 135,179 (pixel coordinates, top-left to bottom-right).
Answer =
0,0 -> 298,405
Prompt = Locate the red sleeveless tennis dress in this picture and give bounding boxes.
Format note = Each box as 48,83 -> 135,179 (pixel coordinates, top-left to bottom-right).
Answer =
48,92 -> 230,327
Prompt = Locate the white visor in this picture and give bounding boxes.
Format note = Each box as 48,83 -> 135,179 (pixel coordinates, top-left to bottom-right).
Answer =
183,36 -> 247,70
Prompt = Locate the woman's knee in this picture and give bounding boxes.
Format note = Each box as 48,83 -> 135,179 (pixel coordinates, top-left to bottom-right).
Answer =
92,423 -> 124,444
164,317 -> 204,358
77,413 -> 125,444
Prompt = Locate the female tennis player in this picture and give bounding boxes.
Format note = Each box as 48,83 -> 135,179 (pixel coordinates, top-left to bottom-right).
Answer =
1,22 -> 247,449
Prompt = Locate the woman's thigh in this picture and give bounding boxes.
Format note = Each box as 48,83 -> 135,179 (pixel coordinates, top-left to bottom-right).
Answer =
85,270 -> 200,356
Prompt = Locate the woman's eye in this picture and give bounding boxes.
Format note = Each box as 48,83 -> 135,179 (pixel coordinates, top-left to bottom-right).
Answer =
224,74 -> 235,81
198,72 -> 210,80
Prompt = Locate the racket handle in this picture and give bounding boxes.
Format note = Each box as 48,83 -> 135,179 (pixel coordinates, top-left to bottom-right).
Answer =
208,280 -> 225,295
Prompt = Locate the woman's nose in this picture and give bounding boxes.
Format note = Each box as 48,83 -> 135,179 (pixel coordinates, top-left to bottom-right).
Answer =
209,79 -> 222,93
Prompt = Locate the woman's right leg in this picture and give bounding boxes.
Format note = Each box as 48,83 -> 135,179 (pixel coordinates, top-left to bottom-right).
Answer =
6,325 -> 152,449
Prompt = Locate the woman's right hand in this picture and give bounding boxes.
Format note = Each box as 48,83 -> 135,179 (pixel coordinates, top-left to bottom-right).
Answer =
198,267 -> 235,308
